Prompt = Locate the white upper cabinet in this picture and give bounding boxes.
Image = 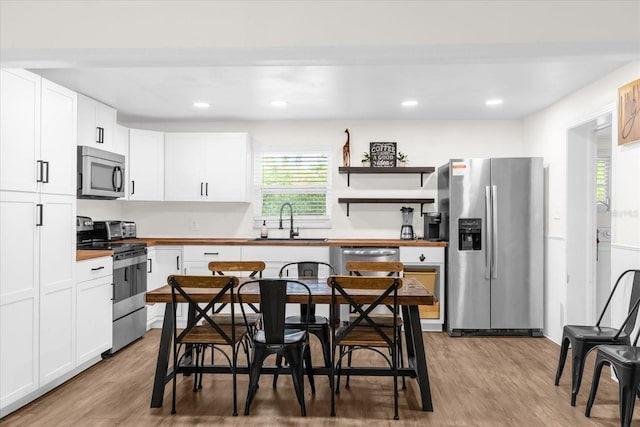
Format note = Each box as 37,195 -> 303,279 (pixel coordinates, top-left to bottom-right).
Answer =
1,69 -> 41,193
164,132 -> 251,202
129,129 -> 165,201
77,93 -> 116,150
39,79 -> 77,196
0,70 -> 76,196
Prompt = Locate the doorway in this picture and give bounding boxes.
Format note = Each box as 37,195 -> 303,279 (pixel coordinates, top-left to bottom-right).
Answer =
565,107 -> 613,326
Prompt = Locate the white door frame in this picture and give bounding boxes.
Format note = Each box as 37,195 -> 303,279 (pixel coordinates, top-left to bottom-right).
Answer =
565,104 -> 614,325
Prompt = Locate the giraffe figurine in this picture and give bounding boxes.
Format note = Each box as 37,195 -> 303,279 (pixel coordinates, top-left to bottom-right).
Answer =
343,128 -> 350,167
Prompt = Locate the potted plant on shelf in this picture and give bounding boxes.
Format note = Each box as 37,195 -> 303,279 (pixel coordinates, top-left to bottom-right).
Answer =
397,152 -> 408,167
361,152 -> 371,167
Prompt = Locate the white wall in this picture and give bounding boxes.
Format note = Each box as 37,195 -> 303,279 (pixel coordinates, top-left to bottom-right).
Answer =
524,61 -> 640,342
85,120 -> 524,238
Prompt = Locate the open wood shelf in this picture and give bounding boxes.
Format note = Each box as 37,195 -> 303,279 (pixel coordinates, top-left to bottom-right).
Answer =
339,166 -> 436,186
338,197 -> 435,216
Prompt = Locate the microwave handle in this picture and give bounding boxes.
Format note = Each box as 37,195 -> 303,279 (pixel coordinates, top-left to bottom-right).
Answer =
112,167 -> 123,191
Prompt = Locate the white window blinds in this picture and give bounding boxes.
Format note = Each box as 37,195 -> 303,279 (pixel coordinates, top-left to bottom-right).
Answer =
254,149 -> 331,226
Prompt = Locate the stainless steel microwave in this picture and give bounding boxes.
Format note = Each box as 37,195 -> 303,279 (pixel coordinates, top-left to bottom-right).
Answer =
77,146 -> 125,199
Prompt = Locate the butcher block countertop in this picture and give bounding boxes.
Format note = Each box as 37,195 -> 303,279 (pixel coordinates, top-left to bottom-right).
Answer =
76,249 -> 114,261
76,238 -> 445,261
124,238 -> 447,247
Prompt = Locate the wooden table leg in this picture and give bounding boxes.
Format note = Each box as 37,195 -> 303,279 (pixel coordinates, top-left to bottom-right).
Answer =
402,305 -> 433,411
151,303 -> 174,408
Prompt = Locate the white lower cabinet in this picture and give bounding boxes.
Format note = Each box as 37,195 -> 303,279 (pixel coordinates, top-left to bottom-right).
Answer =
146,246 -> 182,328
76,256 -> 113,365
182,245 -> 242,275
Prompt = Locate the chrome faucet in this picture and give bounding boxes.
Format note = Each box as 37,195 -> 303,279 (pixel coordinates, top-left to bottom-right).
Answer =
279,202 -> 299,239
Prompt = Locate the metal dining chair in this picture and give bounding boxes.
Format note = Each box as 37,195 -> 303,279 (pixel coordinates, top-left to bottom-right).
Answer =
237,278 -> 315,416
168,274 -> 247,416
328,274 -> 404,420
272,261 -> 336,388
555,268 -> 640,406
584,269 -> 640,427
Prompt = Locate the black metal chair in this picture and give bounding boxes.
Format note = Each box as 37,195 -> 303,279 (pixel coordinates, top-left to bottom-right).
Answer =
345,260 -> 406,390
168,275 -> 247,416
584,270 -> 640,427
555,269 -> 640,406
272,261 -> 336,388
238,278 -> 315,416
328,274 -> 403,420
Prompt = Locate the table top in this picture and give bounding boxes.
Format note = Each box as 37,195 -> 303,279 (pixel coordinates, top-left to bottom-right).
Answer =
145,276 -> 434,306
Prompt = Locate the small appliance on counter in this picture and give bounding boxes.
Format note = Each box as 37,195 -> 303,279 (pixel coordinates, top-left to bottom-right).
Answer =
400,206 -> 415,240
424,212 -> 442,241
76,216 -> 147,355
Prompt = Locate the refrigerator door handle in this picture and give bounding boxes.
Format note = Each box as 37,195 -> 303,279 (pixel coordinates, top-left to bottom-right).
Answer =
491,185 -> 498,279
485,186 -> 491,279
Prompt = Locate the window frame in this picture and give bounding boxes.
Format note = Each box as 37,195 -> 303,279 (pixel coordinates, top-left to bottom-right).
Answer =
253,146 -> 332,229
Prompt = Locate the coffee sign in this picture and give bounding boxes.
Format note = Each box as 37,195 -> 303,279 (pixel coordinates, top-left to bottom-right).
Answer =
370,142 -> 397,167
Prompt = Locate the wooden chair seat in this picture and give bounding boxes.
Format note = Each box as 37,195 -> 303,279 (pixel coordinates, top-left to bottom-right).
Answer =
212,312 -> 261,326
180,324 -> 248,345
336,325 -> 396,347
348,312 -> 402,327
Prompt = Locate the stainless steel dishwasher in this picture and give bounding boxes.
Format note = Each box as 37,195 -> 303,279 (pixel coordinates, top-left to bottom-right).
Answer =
329,246 -> 401,321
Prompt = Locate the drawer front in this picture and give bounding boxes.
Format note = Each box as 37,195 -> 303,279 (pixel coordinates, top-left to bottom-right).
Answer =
76,256 -> 113,282
399,247 -> 444,265
182,245 -> 242,262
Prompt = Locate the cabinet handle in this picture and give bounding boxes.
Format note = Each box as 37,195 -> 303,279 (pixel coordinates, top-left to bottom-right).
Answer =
37,160 -> 44,183
204,252 -> 219,256
36,204 -> 43,226
91,266 -> 105,271
200,182 -> 203,196
205,182 -> 208,196
148,258 -> 153,273
96,127 -> 105,143
43,161 -> 49,183
176,255 -> 180,271
131,180 -> 135,195
111,283 -> 115,301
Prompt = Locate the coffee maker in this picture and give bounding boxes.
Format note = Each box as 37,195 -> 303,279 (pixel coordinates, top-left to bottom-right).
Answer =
400,207 -> 414,240
424,212 -> 442,241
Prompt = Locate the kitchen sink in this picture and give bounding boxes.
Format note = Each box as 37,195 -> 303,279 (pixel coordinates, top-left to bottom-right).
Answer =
250,238 -> 328,242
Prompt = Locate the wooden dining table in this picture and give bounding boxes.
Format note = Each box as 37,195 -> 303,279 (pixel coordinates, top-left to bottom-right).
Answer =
145,276 -> 435,412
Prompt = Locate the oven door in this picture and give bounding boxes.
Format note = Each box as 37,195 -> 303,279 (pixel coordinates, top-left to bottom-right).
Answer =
113,250 -> 147,321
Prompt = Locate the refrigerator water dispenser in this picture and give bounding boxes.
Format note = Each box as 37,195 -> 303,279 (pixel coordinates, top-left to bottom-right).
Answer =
458,218 -> 481,250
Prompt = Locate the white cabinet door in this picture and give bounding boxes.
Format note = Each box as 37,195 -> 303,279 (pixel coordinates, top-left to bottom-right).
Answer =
0,191 -> 40,410
183,245 -> 242,275
147,247 -> 182,326
203,133 -> 251,202
0,69 -> 40,193
38,194 -> 76,386
40,79 -> 77,196
164,133 -> 205,201
129,129 -> 165,201
76,257 -> 113,365
77,94 -> 116,150
164,132 -> 251,202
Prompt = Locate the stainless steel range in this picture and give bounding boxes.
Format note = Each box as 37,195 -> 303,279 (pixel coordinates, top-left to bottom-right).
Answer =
76,216 -> 147,355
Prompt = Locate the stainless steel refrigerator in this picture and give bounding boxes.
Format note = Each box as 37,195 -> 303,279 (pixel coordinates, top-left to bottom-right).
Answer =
438,158 -> 543,336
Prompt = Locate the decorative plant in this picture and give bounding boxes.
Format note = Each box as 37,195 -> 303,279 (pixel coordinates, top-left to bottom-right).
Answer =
397,152 -> 408,162
361,152 -> 371,164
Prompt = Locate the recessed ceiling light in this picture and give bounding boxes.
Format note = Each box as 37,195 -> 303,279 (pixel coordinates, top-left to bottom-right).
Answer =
485,99 -> 503,106
270,100 -> 288,107
401,100 -> 419,107
193,102 -> 210,108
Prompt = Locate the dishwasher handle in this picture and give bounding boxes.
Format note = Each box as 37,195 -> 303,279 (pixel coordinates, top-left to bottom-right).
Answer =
342,248 -> 399,257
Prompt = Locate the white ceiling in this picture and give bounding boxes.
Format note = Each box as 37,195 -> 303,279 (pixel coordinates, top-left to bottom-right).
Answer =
2,1 -> 639,123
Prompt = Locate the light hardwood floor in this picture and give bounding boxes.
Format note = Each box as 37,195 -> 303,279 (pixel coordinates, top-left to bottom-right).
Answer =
1,330 -> 635,426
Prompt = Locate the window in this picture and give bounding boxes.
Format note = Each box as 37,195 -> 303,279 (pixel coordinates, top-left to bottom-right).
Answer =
596,157 -> 610,207
254,148 -> 331,228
